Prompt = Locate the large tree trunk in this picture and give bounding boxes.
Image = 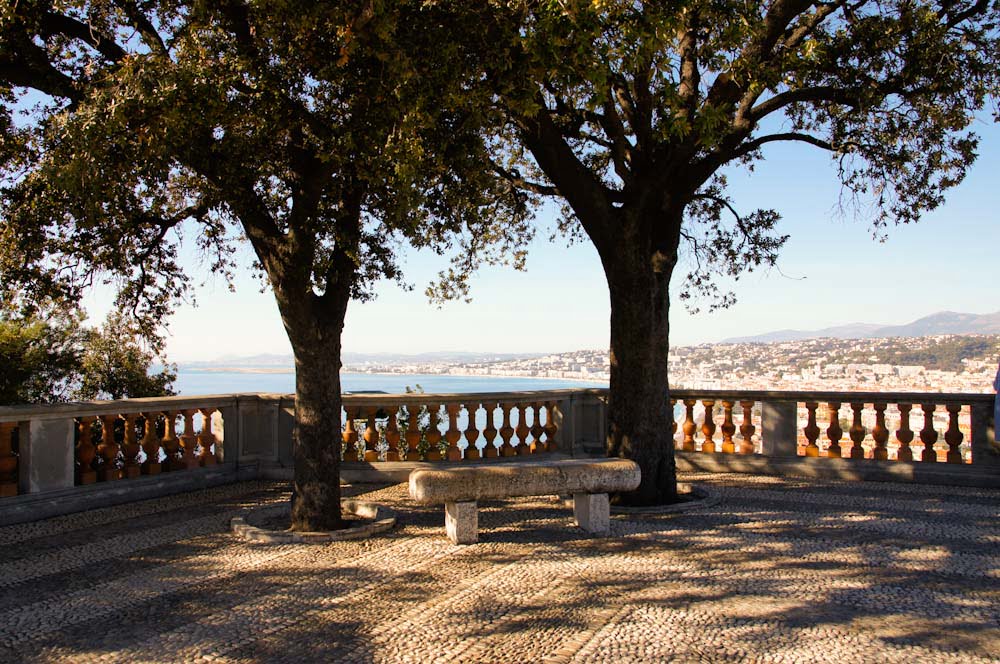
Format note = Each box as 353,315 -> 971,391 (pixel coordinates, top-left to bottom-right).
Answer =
604,217 -> 679,505
285,305 -> 348,531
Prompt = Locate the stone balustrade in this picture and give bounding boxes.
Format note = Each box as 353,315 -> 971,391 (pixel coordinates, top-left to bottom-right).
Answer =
668,389 -> 995,465
0,387 -> 995,524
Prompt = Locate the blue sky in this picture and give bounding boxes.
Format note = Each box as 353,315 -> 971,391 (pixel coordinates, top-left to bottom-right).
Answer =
84,117 -> 1000,362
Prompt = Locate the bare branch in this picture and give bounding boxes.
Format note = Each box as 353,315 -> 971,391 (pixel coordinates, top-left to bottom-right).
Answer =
489,159 -> 559,197
41,11 -> 128,62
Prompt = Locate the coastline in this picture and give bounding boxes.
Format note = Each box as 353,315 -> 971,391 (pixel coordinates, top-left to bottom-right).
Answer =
181,366 -> 609,385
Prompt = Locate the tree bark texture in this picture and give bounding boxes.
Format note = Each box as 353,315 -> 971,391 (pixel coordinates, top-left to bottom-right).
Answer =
605,258 -> 679,505
286,310 -> 348,531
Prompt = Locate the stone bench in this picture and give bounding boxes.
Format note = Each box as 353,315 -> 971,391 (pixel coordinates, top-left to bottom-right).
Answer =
408,459 -> 641,544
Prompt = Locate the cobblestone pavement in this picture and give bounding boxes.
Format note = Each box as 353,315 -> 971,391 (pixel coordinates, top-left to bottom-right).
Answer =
0,473 -> 997,663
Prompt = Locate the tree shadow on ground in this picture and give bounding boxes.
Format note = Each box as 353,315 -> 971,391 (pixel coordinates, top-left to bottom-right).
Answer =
1,475 -> 996,662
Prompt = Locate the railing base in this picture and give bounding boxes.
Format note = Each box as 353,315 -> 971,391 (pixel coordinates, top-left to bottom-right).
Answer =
0,463 -> 239,527
674,452 -> 1000,489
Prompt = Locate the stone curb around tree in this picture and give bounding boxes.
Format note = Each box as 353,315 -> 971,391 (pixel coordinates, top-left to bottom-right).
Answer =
230,500 -> 397,543
609,483 -> 719,515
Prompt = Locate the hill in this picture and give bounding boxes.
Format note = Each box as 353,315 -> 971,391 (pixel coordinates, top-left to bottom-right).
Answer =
722,311 -> 1000,344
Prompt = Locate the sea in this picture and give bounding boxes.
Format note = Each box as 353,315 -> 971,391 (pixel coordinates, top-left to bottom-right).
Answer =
173,370 -> 606,396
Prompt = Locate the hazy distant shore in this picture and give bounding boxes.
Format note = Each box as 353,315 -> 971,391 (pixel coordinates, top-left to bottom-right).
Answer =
181,366 -> 608,384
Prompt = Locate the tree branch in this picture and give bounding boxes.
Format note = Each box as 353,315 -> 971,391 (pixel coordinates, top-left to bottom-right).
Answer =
733,131 -> 838,158
489,159 -> 559,197
40,11 -> 128,63
749,86 -> 862,122
114,0 -> 169,56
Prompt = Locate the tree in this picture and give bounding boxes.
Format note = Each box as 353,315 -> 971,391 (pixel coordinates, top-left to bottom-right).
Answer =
0,310 -> 85,404
75,313 -> 176,401
465,0 -> 999,504
0,1 -> 528,529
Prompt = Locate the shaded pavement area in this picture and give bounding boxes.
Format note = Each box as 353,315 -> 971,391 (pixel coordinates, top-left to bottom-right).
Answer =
0,473 -> 997,663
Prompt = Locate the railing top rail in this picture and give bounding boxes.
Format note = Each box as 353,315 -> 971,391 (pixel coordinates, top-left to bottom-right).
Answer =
339,388 -> 606,406
1,386 -> 990,422
0,393 -> 246,423
667,388 -> 994,405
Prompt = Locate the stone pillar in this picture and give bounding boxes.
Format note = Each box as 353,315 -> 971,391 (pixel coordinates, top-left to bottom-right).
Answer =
555,396 -> 573,456
761,401 -> 798,457
574,493 -> 610,535
445,501 -> 478,544
19,417 -> 75,494
970,401 -> 998,467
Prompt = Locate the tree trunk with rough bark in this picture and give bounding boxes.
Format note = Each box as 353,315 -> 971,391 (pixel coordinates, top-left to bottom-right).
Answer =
283,301 -> 349,532
605,252 -> 678,505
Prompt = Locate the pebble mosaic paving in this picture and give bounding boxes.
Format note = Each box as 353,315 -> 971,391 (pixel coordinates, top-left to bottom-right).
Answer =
0,473 -> 996,663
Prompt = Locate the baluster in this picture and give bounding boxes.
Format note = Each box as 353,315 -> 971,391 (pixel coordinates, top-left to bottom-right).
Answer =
464,403 -> 481,461
529,403 -> 546,454
499,403 -> 516,457
515,403 -> 531,456
404,402 -> 422,462
76,416 -> 98,484
385,406 -> 401,462
849,402 -> 866,460
825,402 -> 843,458
140,412 -> 162,475
483,403 -> 499,458
920,404 -> 938,463
803,402 -> 820,457
739,400 -> 755,455
945,404 -> 964,464
198,408 -> 219,466
0,422 -> 17,496
896,403 -> 914,462
98,414 -> 122,481
543,401 -> 559,452
162,411 -> 181,471
871,403 -> 889,461
362,406 -> 380,462
721,400 -> 736,454
682,400 -> 697,452
424,404 -> 443,461
121,413 -> 142,478
700,399 -> 716,453
342,407 -> 359,462
443,403 -> 462,461
179,410 -> 199,470
670,399 -> 678,447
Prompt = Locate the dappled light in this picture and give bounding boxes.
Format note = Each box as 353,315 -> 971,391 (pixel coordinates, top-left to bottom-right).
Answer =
0,473 -> 995,662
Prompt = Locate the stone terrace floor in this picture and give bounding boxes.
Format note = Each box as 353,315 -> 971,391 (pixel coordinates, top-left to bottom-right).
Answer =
0,473 -> 997,663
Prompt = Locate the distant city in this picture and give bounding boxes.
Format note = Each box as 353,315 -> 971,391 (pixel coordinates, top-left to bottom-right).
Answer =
181,311 -> 1000,393
328,334 -> 995,393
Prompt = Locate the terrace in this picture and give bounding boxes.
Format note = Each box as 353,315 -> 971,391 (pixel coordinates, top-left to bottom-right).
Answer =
0,388 -> 998,662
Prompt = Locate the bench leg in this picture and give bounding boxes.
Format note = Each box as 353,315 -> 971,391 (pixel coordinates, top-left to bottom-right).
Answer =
445,501 -> 478,544
573,493 -> 610,535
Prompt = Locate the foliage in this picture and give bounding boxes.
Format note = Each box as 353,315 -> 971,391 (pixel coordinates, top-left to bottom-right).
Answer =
0,310 -> 85,405
0,309 -> 172,405
400,384 -> 447,459
472,0 -> 999,306
75,313 -> 176,401
0,1 -> 531,331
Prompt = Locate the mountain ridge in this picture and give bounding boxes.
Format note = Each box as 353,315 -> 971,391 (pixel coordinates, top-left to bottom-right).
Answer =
721,310 -> 1000,344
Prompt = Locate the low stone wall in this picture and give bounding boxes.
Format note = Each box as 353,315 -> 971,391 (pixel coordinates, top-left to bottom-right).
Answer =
0,387 -> 995,524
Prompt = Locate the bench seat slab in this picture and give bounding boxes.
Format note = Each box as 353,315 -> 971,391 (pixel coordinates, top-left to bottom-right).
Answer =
409,459 -> 640,505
